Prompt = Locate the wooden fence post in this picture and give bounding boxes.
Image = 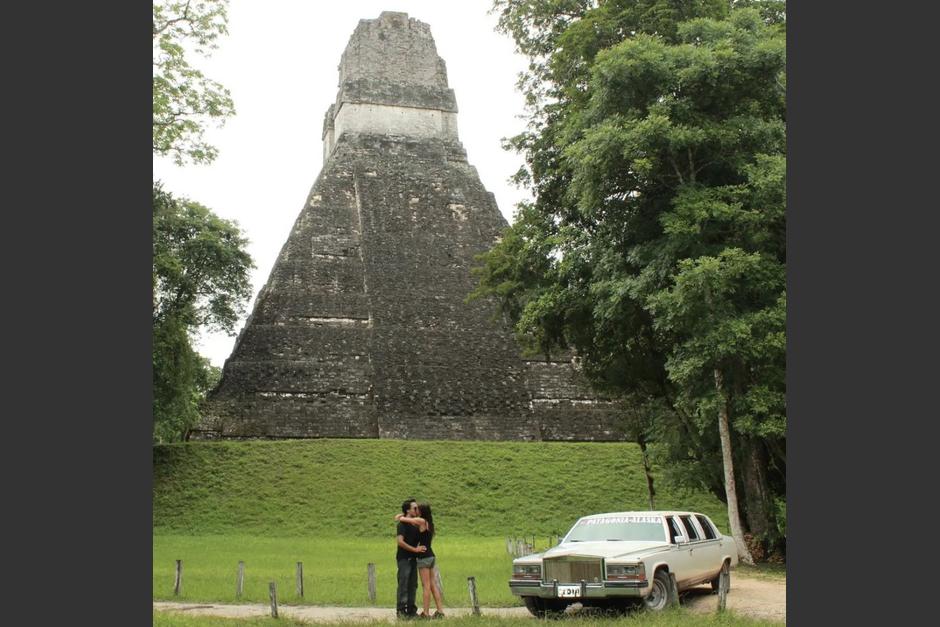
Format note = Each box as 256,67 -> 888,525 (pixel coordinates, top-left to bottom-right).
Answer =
717,567 -> 729,612
236,561 -> 245,599
269,581 -> 279,618
434,566 -> 445,602
296,561 -> 304,598
174,560 -> 182,596
467,576 -> 480,616
368,563 -> 377,603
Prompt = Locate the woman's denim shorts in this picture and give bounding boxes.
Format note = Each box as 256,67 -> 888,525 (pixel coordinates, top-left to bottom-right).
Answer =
416,556 -> 436,569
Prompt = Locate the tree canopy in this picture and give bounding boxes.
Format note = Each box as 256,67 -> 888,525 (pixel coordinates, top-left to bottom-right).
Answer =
152,183 -> 253,441
153,0 -> 235,165
152,184 -> 253,334
475,0 -> 786,558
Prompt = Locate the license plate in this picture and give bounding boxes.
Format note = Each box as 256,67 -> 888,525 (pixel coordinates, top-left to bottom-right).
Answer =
557,584 -> 581,598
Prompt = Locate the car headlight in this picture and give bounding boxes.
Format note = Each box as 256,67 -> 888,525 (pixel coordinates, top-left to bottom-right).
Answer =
512,563 -> 542,581
606,563 -> 646,581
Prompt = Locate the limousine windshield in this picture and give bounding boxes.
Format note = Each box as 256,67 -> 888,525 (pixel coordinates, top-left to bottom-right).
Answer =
564,516 -> 667,543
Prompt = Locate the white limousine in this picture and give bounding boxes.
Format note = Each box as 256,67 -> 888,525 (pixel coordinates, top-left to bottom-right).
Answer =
509,511 -> 738,615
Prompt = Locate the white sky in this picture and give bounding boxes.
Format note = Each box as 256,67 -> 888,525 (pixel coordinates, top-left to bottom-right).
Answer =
153,1 -> 533,367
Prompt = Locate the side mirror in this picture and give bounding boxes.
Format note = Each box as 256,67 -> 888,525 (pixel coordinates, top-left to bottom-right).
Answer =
673,535 -> 687,545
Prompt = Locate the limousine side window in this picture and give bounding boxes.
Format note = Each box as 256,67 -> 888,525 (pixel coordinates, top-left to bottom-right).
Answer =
668,517 -> 684,543
695,515 -> 718,540
679,515 -> 700,541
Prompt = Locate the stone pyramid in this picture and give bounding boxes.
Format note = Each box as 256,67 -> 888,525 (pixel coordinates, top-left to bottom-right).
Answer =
196,12 -> 622,441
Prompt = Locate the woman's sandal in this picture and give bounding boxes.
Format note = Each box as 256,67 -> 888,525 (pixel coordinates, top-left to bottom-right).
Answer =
432,611 -> 445,619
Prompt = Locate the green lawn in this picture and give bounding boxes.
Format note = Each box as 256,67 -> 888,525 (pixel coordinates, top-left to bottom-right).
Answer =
154,535 -> 525,607
734,563 -> 786,582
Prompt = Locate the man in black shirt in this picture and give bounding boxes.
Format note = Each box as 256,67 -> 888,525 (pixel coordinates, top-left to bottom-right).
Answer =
396,498 -> 426,618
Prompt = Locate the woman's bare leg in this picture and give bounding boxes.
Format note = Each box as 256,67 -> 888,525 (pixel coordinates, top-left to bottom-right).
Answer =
419,567 -> 433,615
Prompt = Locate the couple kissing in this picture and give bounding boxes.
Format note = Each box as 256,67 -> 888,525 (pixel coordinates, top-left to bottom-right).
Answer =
395,498 -> 445,619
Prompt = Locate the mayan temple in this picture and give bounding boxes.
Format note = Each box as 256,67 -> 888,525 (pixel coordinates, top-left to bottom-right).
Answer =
195,12 -> 623,441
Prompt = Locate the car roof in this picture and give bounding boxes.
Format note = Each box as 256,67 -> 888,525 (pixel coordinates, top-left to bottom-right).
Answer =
579,511 -> 707,519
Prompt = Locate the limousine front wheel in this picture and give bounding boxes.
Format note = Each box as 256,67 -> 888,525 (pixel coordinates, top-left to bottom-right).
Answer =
643,569 -> 674,611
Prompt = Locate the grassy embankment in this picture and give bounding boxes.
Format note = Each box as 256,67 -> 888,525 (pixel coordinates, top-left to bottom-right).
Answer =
154,439 -> 732,607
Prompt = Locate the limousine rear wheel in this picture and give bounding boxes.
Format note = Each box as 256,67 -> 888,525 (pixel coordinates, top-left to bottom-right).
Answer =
643,569 -> 674,611
522,596 -> 567,618
710,560 -> 731,592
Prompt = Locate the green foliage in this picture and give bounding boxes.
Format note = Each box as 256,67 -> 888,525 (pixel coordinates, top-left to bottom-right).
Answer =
153,439 -> 730,537
153,184 -> 253,333
152,184 -> 252,442
477,2 -> 786,551
492,1 -> 730,104
152,316 -> 217,442
774,496 -> 786,537
151,2 -> 246,441
153,0 -> 236,165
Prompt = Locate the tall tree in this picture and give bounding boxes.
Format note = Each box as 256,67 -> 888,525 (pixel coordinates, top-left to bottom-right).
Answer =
153,0 -> 235,165
152,0 -> 250,442
152,184 -> 253,441
475,1 -> 786,560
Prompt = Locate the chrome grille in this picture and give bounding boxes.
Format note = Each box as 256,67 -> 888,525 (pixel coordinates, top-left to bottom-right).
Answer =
542,557 -> 603,583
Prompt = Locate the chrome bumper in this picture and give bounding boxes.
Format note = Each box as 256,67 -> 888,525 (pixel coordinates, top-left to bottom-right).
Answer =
508,579 -> 649,599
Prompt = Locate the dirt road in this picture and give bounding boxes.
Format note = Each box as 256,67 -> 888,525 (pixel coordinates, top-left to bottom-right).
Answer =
154,572 -> 785,623
681,574 -> 786,623
152,603 -> 531,622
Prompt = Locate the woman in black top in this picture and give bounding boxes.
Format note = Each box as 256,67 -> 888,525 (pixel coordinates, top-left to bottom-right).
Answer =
395,502 -> 445,618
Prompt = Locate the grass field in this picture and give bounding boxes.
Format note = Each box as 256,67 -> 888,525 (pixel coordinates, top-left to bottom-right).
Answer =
153,535 -> 520,606
153,609 -> 779,627
154,439 -> 744,609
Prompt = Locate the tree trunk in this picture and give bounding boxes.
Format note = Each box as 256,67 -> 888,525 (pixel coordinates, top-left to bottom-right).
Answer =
714,369 -> 754,565
636,433 -> 656,510
740,436 -> 779,555
671,404 -> 726,503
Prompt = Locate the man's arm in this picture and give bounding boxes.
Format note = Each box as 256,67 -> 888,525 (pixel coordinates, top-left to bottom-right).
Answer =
397,534 -> 427,554
395,515 -> 426,527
